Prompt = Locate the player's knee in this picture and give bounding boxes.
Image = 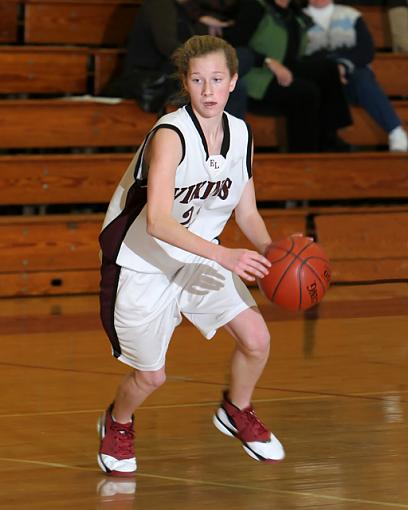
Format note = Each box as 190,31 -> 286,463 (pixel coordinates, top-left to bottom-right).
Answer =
134,368 -> 166,392
240,326 -> 270,359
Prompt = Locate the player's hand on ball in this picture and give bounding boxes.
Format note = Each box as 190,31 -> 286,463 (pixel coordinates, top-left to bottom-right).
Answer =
217,246 -> 271,282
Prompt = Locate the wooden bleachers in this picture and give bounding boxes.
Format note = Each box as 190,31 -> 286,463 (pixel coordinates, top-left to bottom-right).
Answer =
4,46 -> 401,98
0,99 -> 156,148
358,5 -> 392,49
2,152 -> 407,207
371,53 -> 408,97
0,46 -> 89,94
91,49 -> 408,97
0,41 -> 405,149
340,102 -> 408,146
0,98 -> 406,149
1,152 -> 407,296
0,0 -> 395,52
0,0 -> 407,297
17,1 -> 393,50
24,0 -> 140,46
0,1 -> 19,43
315,210 -> 408,281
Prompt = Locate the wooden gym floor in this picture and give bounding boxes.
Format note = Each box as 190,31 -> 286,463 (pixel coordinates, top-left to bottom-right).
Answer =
0,283 -> 407,510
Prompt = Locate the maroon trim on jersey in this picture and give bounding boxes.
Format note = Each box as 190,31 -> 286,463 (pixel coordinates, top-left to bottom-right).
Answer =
185,103 -> 230,160
134,123 -> 186,184
98,122 -> 185,358
244,122 -> 253,179
99,257 -> 122,358
99,183 -> 147,357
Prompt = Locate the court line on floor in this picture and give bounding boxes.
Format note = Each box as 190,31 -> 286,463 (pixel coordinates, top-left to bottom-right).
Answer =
1,360 -> 407,405
0,389 -> 406,419
0,457 -> 407,509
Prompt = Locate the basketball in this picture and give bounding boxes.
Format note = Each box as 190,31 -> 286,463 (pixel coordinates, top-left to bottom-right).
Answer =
258,236 -> 331,311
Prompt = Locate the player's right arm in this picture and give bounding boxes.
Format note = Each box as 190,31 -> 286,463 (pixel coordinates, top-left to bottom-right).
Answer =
145,128 -> 269,281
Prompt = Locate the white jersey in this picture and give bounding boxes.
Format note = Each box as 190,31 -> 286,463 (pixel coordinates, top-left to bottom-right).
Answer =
100,105 -> 253,274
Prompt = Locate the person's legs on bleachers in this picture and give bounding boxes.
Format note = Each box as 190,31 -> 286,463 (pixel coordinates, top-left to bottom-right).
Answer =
293,58 -> 352,151
262,77 -> 321,152
345,67 -> 408,151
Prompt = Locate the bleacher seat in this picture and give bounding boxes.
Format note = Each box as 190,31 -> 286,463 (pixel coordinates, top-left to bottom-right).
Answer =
0,0 -> 407,297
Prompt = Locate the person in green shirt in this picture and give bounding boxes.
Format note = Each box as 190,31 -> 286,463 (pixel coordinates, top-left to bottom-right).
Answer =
224,0 -> 352,151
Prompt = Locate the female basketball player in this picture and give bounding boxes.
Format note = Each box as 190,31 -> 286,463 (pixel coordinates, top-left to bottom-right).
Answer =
97,35 -> 285,477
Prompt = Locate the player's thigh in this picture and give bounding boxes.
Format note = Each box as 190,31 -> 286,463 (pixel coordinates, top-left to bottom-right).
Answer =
179,259 -> 256,339
114,268 -> 182,370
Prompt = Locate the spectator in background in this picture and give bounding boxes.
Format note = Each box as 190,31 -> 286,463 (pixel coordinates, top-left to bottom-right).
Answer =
304,0 -> 408,151
180,0 -> 255,118
123,0 -> 237,75
387,0 -> 408,53
223,0 -> 352,152
103,0 -> 238,113
182,0 -> 237,35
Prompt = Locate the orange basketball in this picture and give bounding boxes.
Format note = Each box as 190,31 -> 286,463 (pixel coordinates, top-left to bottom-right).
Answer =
258,236 -> 331,311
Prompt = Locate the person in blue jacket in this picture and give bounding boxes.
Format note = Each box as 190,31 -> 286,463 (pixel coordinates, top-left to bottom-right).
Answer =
304,0 -> 408,151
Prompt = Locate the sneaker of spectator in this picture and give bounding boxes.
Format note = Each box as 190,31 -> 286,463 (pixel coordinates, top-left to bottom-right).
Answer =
388,126 -> 408,151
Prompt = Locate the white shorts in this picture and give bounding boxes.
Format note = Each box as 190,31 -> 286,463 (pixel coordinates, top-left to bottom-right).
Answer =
113,257 -> 256,371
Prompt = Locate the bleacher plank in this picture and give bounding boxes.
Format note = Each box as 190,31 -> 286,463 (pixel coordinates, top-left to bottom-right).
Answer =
315,211 -> 408,281
0,46 -> 89,94
246,112 -> 281,147
0,153 -> 132,205
339,101 -> 408,146
1,270 -> 100,297
372,54 -> 408,97
221,210 -> 307,250
1,152 -> 407,206
0,213 -> 102,296
24,0 -> 140,45
21,2 -> 390,49
2,205 -> 406,296
93,50 -> 408,99
0,213 -> 102,272
249,101 -> 408,147
0,99 -> 157,149
0,209 -> 307,297
359,5 -> 392,49
0,45 -> 404,98
0,1 -> 404,298
0,1 -> 19,43
93,48 -> 125,96
253,152 -> 408,201
1,149 -> 407,295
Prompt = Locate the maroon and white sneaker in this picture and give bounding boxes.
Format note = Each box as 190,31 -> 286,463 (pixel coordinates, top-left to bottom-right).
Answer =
213,392 -> 285,462
97,403 -> 137,477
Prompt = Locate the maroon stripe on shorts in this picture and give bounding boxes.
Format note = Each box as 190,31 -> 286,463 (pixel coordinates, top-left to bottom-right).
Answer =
99,183 -> 147,358
98,123 -> 184,357
99,257 -> 122,357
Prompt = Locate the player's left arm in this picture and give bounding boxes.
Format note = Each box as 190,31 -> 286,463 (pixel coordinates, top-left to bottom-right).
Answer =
234,177 -> 272,255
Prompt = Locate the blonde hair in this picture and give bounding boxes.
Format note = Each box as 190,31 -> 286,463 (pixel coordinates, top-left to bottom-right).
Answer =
172,35 -> 238,81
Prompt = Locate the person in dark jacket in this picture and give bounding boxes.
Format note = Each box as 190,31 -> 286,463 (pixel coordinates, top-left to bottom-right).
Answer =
103,0 -> 238,113
304,0 -> 408,151
223,0 -> 352,152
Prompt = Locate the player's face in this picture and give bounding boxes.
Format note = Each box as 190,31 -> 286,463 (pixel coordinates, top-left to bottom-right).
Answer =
184,51 -> 237,118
